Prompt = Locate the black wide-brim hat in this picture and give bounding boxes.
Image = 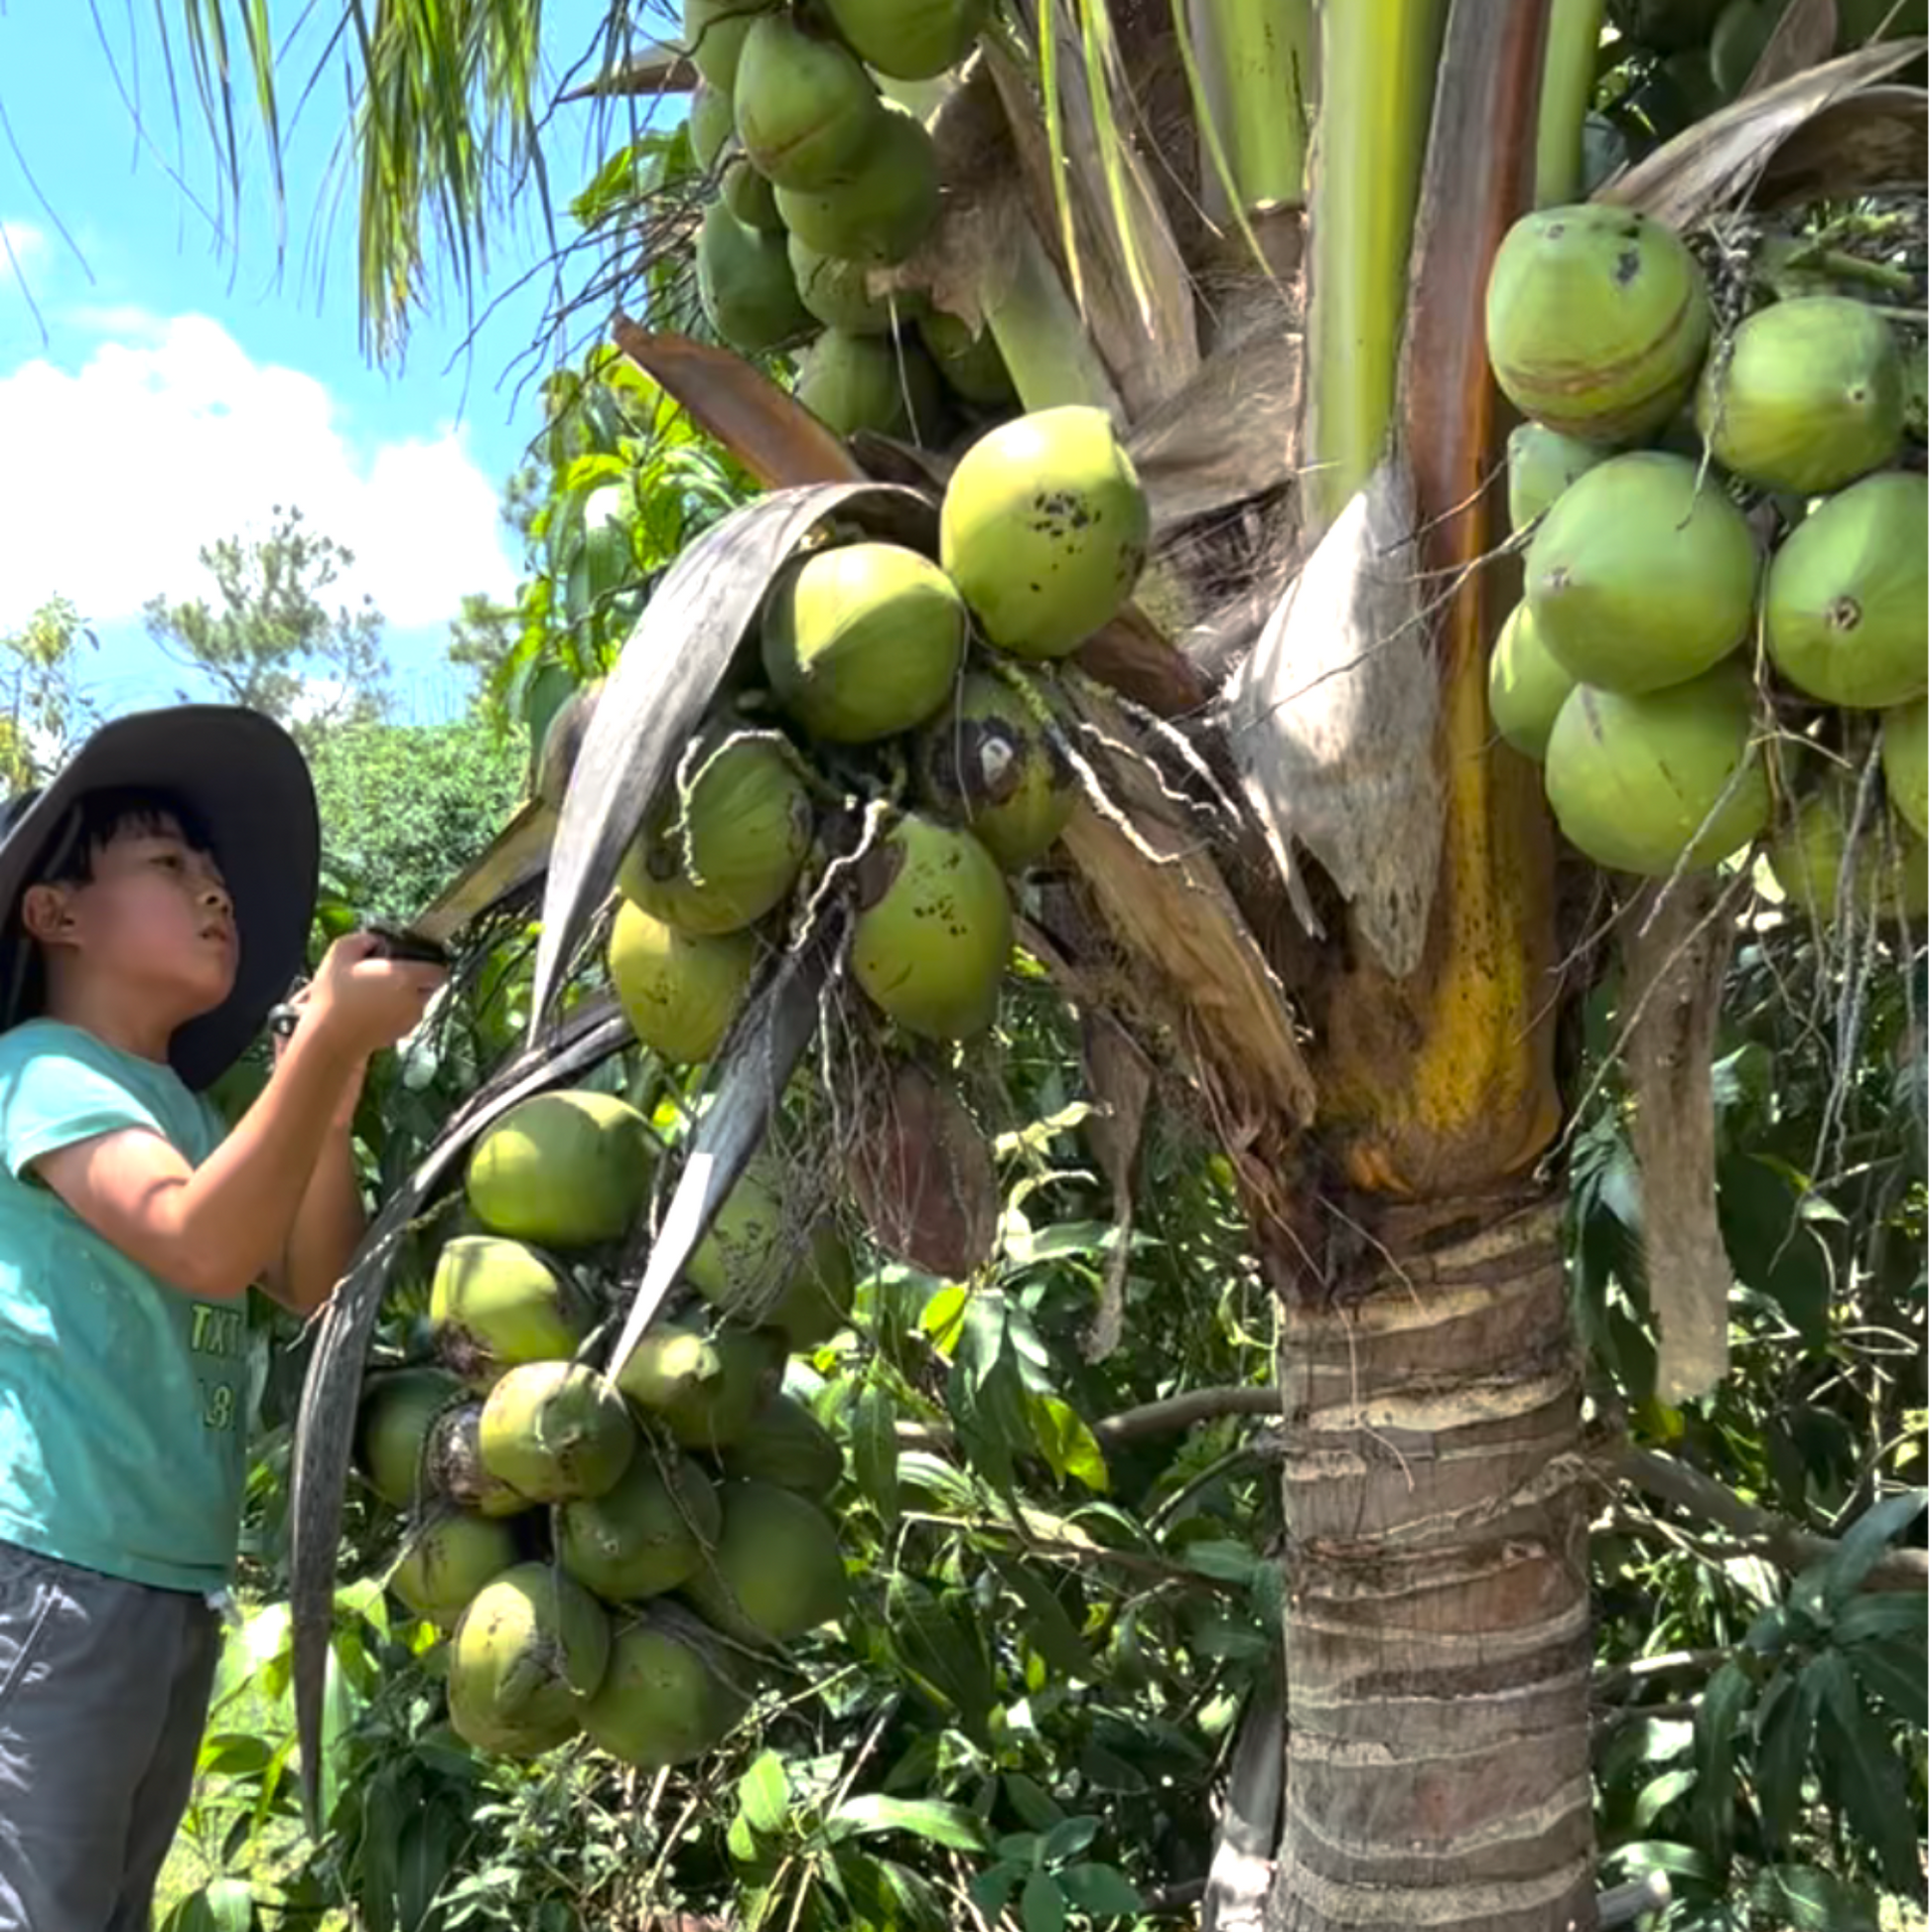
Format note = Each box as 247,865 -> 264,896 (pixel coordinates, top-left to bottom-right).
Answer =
0,706 -> 320,1090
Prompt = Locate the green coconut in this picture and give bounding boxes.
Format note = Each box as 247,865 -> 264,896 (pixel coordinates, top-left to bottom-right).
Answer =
940,405 -> 1151,659
447,1563 -> 613,1757
559,1445 -> 723,1603
698,202 -> 812,355
1696,297 -> 1905,494
919,310 -> 1017,408
823,0 -> 987,77
1542,665 -> 1772,878
734,12 -> 884,191
616,1318 -> 788,1451
795,328 -> 945,441
773,100 -> 939,266
480,1361 -> 639,1505
720,1393 -> 844,1499
389,1510 -> 519,1628
1525,451 -> 1759,693
690,78 -> 736,171
535,678 -> 605,811
723,156 -> 784,233
1485,203 -> 1712,446
1884,698 -> 1929,840
466,1090 -> 657,1249
760,540 -> 966,743
618,729 -> 813,936
609,899 -> 757,1065
1767,781 -> 1929,922
582,1611 -> 752,1767
788,236 -> 901,334
430,1236 -> 593,1390
682,1480 -> 849,1644
423,1399 -> 537,1519
686,1154 -> 857,1348
1487,601 -> 1578,761
685,0 -> 769,90
851,813 -> 1013,1039
1764,470 -> 1929,709
914,667 -> 1076,869
358,1366 -> 466,1510
1506,422 -> 1605,533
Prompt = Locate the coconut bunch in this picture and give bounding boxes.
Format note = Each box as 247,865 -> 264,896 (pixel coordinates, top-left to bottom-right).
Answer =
685,0 -> 1019,442
1483,202 -> 1928,922
351,1086 -> 851,1771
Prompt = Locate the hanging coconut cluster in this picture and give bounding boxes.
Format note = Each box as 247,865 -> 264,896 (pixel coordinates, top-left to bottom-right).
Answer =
1485,202 -> 1928,918
685,0 -> 1020,442
351,402 -> 1149,1777
353,1084 -> 855,1769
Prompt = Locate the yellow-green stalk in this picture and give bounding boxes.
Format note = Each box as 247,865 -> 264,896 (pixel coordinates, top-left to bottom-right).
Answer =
1534,0 -> 1604,207
983,215 -> 1127,422
1189,0 -> 1313,213
1304,0 -> 1449,534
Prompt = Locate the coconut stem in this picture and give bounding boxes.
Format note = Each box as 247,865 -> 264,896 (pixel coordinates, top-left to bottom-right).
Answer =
1533,0 -> 1603,207
1189,0 -> 1312,212
1303,0 -> 1449,535
982,212 -> 1126,422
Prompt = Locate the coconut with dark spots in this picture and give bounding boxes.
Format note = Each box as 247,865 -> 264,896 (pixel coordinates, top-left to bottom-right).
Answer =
851,812 -> 1013,1039
388,1509 -> 519,1627
620,727 -> 813,937
1764,471 -> 1927,710
940,405 -> 1150,659
684,1153 -> 857,1348
429,1235 -> 594,1391
423,1398 -> 538,1518
1542,664 -> 1772,878
1484,203 -> 1711,446
1525,452 -> 1758,694
608,898 -> 758,1065
559,1443 -> 723,1603
447,1562 -> 613,1757
914,668 -> 1075,869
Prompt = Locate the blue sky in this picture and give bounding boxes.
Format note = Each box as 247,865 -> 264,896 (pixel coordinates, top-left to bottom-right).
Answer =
0,2 -> 673,726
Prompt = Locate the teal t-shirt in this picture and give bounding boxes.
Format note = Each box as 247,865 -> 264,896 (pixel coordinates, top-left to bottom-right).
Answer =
0,1018 -> 244,1594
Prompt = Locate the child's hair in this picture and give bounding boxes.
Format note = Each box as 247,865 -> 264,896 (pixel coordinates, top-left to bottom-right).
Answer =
29,787 -> 216,889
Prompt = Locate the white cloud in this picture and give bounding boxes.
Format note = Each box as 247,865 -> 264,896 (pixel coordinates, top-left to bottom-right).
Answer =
0,219 -> 47,271
0,313 -> 518,631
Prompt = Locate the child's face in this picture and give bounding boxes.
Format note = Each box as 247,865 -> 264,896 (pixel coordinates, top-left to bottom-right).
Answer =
39,817 -> 238,1016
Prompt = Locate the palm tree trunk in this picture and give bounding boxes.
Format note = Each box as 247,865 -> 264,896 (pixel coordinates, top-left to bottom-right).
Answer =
1267,1190 -> 1594,1931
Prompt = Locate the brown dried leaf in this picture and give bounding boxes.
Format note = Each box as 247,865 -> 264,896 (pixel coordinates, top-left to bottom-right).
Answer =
1222,458 -> 1445,980
1076,604 -> 1211,718
1756,83 -> 1929,206
560,44 -> 698,100
1624,876 -> 1741,1407
846,1059 -> 999,1280
612,322 -> 865,488
1597,41 -> 1925,229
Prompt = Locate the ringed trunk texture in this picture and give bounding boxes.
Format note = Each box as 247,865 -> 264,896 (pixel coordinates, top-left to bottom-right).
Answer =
1266,1192 -> 1595,1932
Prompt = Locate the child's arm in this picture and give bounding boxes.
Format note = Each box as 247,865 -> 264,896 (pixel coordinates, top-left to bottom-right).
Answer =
262,1052 -> 370,1316
32,937 -> 443,1303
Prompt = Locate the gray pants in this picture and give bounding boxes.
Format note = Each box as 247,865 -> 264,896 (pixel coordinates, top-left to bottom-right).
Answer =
0,1541 -> 220,1932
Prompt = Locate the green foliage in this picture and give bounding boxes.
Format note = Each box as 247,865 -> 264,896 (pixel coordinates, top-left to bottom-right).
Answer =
307,716 -> 525,927
142,505 -> 390,744
0,595 -> 99,792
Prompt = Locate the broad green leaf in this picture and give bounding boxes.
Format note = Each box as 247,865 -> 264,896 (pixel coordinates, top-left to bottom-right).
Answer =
886,1576 -> 996,1741
1845,1636 -> 1927,1730
1004,1773 -> 1064,1833
920,1283 -> 970,1351
1831,1592 -> 1929,1646
1028,1395 -> 1109,1492
968,1863 -> 1025,1918
1056,1862 -> 1145,1916
1180,1539 -> 1263,1586
1821,1489 -> 1926,1610
1745,1864 -> 1879,1932
1633,1766 -> 1697,1831
1691,1658 -> 1754,1872
165,1879 -> 256,1932
826,1794 -> 988,1853
1812,1650 -> 1922,1893
853,1385 -> 900,1530
1021,1869 -> 1067,1932
1754,1665 -> 1821,1854
994,1556 -> 1098,1682
200,1731 -> 274,1779
395,1801 -> 465,1932
1039,1815 -> 1099,1864
739,1749 -> 792,1839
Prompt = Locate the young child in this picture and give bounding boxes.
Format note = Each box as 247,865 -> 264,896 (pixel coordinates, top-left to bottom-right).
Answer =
0,707 -> 448,1932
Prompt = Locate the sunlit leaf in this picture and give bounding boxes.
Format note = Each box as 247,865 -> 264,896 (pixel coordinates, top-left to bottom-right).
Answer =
824,1794 -> 988,1853
739,1749 -> 793,1839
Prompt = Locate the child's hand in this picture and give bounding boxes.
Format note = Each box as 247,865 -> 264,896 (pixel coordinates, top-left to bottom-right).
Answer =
304,932 -> 449,1060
